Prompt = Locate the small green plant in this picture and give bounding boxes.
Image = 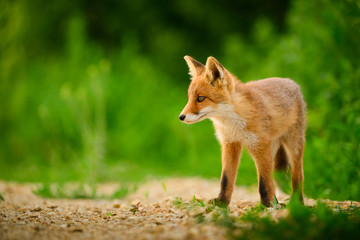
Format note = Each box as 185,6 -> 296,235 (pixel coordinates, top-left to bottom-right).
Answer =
192,195 -> 205,207
162,182 -> 167,193
106,212 -> 113,216
269,196 -> 285,210
195,213 -> 205,223
130,202 -> 140,215
173,196 -> 210,217
172,197 -> 184,207
271,196 -> 278,206
0,192 -> 4,201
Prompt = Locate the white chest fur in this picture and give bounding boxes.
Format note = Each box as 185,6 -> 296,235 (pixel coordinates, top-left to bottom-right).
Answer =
210,104 -> 258,149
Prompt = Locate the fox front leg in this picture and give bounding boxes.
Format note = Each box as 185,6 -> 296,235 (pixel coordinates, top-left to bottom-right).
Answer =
210,142 -> 242,207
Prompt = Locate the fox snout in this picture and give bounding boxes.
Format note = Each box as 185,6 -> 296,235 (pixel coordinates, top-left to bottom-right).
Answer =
178,111 -> 196,124
178,112 -> 201,124
179,103 -> 197,124
179,114 -> 186,121
179,106 -> 212,124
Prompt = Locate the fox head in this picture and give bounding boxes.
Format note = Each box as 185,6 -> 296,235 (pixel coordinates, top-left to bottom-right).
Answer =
179,56 -> 237,124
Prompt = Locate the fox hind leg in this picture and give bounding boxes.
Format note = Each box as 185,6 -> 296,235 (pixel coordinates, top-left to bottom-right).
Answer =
281,128 -> 305,203
273,144 -> 292,196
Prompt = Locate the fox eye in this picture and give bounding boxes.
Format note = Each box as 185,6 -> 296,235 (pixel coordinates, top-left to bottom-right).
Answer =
196,96 -> 206,102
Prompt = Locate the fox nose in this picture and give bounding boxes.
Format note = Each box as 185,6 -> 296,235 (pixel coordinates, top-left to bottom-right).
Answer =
179,114 -> 186,121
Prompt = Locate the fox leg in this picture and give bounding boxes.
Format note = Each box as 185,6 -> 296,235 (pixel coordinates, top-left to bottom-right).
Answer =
290,149 -> 304,203
282,132 -> 305,203
211,142 -> 242,206
249,143 -> 276,207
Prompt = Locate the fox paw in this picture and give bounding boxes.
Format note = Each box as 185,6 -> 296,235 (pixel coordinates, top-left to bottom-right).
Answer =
208,198 -> 229,208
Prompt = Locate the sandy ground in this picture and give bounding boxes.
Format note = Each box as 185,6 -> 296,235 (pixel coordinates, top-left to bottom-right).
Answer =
0,178 -> 357,240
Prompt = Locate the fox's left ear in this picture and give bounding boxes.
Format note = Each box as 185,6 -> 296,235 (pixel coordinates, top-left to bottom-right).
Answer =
205,57 -> 225,86
184,56 -> 205,78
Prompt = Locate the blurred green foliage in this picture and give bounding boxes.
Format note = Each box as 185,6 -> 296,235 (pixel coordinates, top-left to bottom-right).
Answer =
0,0 -> 359,201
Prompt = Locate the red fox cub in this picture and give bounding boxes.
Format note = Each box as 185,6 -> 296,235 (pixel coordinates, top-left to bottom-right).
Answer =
179,56 -> 306,207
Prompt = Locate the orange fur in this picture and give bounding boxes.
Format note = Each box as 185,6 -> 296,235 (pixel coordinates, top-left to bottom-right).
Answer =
179,56 -> 306,206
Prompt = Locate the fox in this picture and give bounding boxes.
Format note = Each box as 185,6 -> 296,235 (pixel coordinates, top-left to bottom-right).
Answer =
179,56 -> 306,207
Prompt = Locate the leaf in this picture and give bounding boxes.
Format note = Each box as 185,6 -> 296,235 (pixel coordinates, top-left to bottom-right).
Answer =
270,197 -> 279,209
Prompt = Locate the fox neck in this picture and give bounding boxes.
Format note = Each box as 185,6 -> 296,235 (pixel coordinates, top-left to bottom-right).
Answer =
209,87 -> 258,148
211,84 -> 250,124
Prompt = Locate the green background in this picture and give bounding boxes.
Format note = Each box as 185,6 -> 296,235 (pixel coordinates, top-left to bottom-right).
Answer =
0,0 -> 359,201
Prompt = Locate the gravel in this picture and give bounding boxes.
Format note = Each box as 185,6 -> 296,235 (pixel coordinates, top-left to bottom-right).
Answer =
0,178 -> 358,240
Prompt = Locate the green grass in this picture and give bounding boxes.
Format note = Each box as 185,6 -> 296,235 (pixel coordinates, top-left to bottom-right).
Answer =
112,186 -> 130,199
172,197 -> 360,240
34,183 -> 97,199
233,202 -> 360,240
33,182 -> 136,199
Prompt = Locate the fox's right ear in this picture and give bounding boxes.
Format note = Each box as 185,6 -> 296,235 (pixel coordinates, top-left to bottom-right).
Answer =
205,56 -> 225,87
184,56 -> 205,78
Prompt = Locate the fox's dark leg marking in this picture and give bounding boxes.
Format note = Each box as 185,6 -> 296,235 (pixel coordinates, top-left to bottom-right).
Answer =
259,177 -> 270,207
248,142 -> 276,208
209,142 -> 242,207
218,173 -> 228,202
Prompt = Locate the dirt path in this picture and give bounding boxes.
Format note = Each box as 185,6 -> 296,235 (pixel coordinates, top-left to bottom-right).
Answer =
0,178 -> 355,240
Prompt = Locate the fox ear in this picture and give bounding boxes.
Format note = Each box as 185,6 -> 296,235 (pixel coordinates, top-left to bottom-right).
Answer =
205,56 -> 225,86
184,56 -> 205,78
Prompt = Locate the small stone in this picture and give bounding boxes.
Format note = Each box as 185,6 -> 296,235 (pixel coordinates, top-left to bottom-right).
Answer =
113,203 -> 121,208
188,207 -> 205,217
131,199 -> 141,206
33,226 -> 41,231
31,207 -> 42,212
152,203 -> 161,208
120,204 -> 129,211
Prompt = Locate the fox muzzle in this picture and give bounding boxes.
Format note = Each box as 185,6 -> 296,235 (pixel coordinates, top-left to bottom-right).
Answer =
179,114 -> 186,121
